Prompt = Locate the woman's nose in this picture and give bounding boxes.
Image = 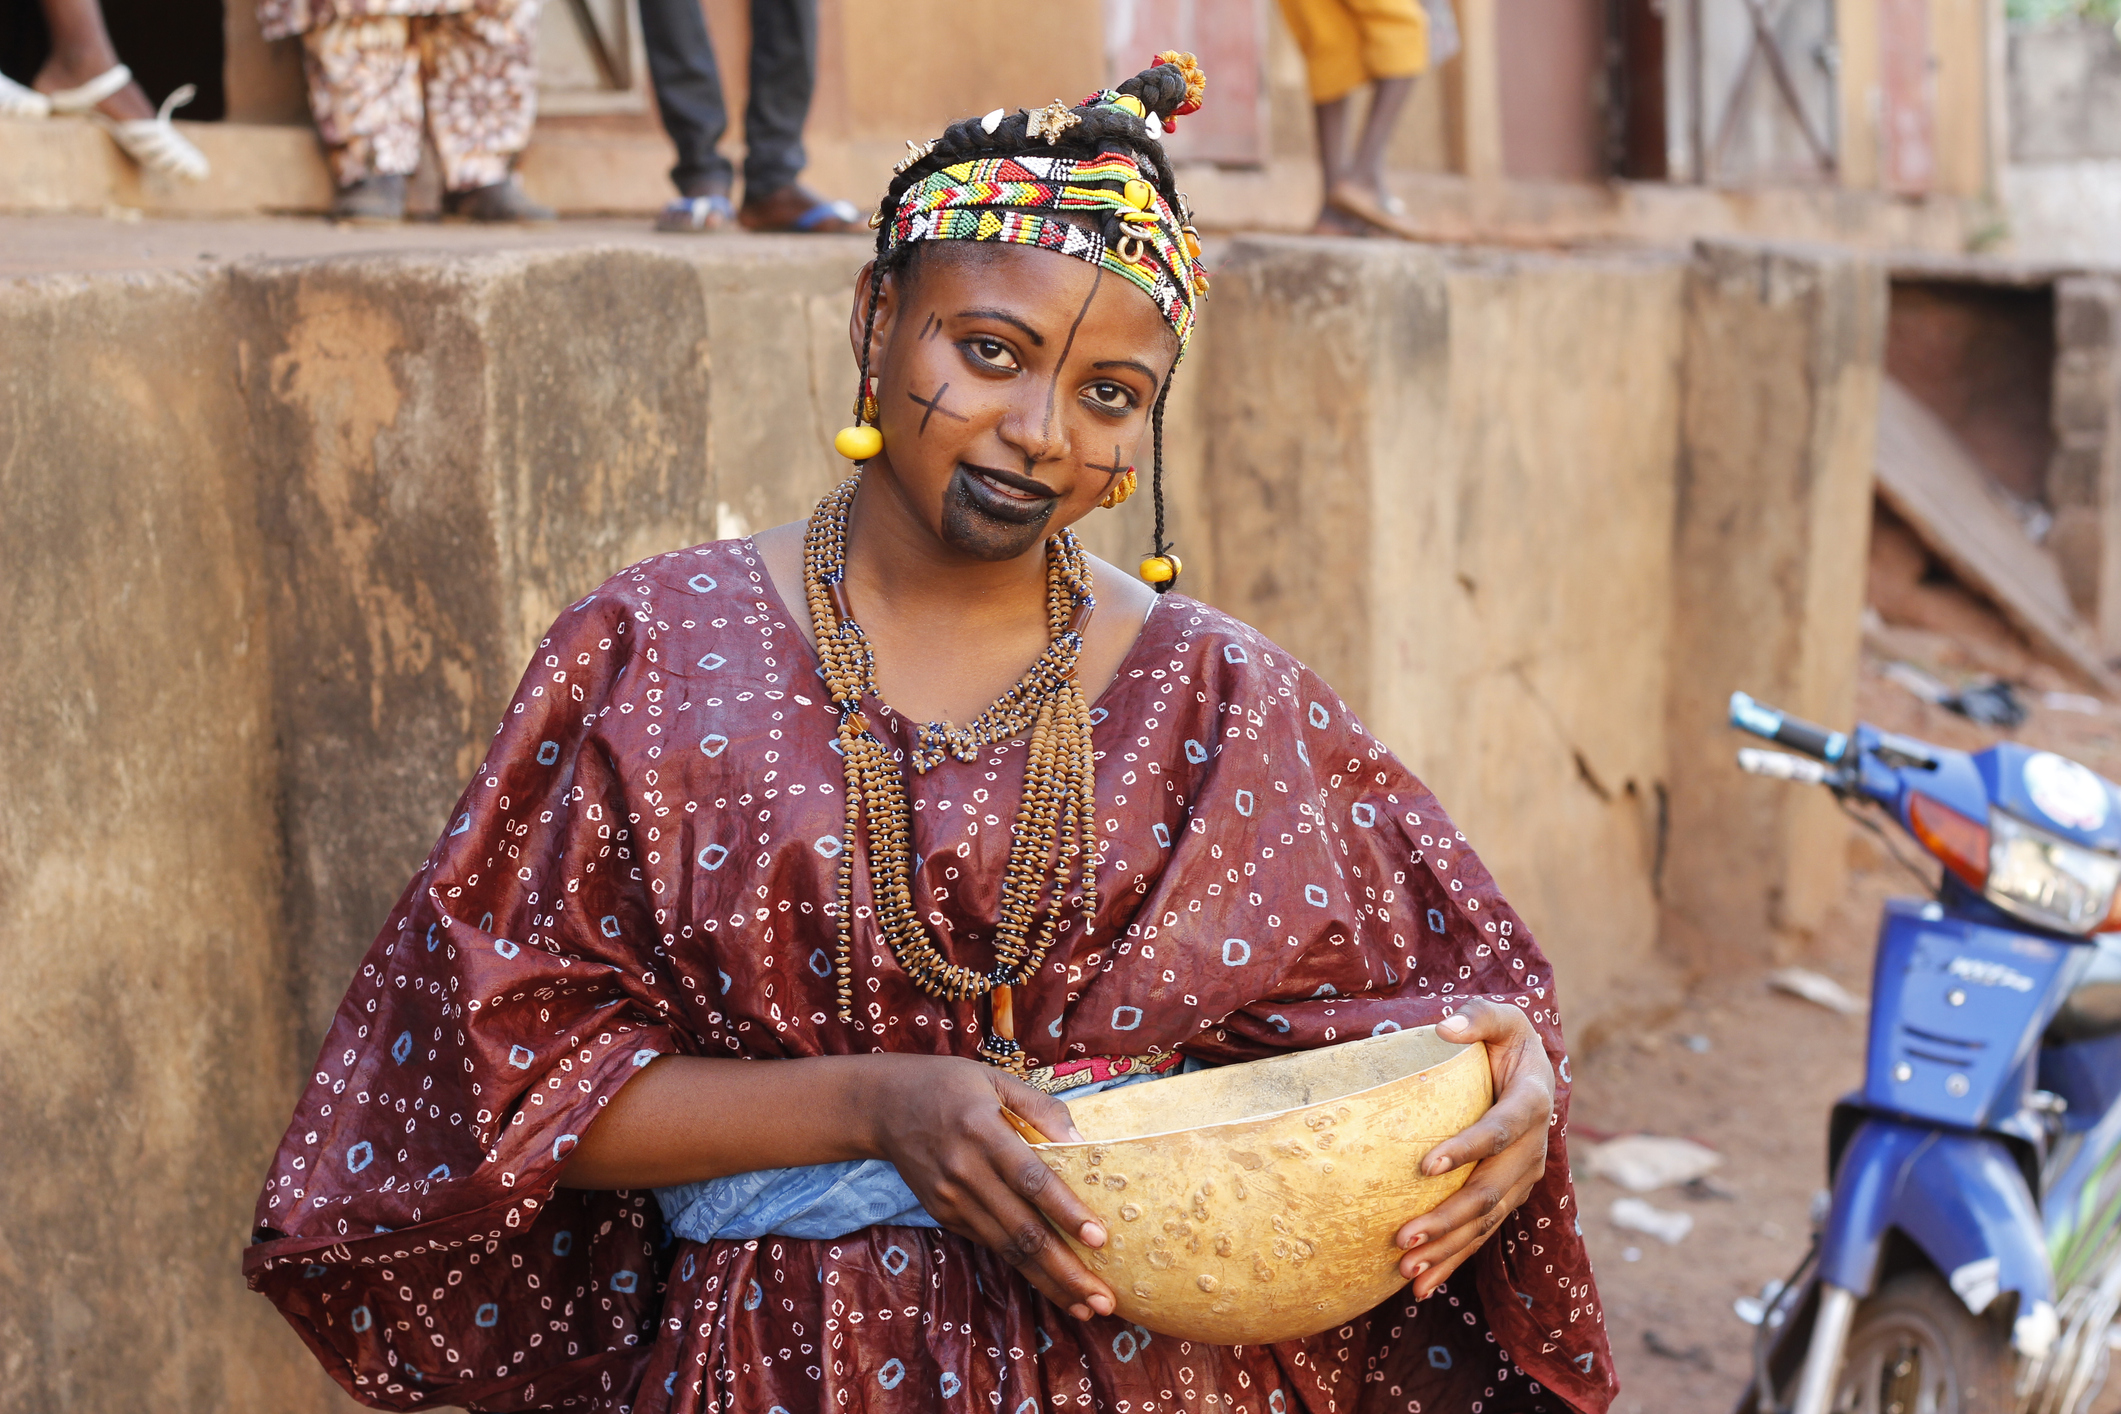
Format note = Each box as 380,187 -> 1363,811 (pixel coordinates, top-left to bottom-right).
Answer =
994,388 -> 1070,467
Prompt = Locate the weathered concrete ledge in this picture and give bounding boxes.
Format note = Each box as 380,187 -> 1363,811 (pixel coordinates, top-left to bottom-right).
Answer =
0,231 -> 1884,1411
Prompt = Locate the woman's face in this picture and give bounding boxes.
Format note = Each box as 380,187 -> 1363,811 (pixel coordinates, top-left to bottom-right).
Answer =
850,242 -> 1181,563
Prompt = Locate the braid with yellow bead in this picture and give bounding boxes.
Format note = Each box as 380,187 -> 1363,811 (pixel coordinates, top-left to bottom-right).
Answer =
815,54 -> 1210,1069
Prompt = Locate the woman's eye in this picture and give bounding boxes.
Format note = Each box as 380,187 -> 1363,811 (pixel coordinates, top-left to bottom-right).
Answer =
965,338 -> 1019,371
1085,381 -> 1137,412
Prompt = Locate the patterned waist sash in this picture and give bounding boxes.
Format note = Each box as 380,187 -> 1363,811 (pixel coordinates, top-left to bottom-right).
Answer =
655,1054 -> 1190,1244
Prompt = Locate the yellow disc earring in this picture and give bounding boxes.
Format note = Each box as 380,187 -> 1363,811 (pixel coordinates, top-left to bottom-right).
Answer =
835,378 -> 884,462
1099,467 -> 1138,509
1139,552 -> 1182,584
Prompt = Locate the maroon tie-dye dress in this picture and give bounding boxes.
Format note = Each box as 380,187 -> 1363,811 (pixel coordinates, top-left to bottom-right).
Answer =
245,536 -> 1616,1414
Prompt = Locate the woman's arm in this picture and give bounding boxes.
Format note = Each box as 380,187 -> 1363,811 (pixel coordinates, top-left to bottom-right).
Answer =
559,1052 -> 1120,1321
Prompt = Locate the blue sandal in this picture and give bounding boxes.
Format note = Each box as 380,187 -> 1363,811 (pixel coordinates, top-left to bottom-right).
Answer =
655,192 -> 735,233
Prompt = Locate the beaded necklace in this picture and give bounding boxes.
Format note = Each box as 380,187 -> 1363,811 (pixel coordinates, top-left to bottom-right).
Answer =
804,473 -> 1101,1072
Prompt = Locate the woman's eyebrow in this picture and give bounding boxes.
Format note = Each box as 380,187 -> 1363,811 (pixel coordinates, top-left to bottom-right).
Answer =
953,308 -> 1046,345
1091,358 -> 1160,385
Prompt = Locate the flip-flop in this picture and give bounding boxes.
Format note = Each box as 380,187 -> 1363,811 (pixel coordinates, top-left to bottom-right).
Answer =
0,72 -> 50,119
739,187 -> 862,234
790,197 -> 860,232
655,193 -> 734,233
95,84 -> 210,182
45,62 -> 132,115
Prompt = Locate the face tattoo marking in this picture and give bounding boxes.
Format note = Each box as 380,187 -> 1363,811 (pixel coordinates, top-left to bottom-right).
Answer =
917,312 -> 942,341
908,383 -> 971,435
1039,265 -> 1105,444
1086,446 -> 1129,483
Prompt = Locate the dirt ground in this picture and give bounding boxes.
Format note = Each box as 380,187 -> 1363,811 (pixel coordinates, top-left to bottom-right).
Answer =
1571,559 -> 2121,1413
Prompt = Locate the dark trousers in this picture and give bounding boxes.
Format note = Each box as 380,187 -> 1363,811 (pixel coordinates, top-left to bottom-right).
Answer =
637,0 -> 815,197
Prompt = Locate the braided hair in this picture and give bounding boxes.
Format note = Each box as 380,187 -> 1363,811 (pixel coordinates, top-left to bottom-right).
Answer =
855,60 -> 1198,590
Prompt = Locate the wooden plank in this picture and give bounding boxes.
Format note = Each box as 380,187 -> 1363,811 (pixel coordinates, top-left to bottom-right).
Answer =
1875,377 -> 2121,691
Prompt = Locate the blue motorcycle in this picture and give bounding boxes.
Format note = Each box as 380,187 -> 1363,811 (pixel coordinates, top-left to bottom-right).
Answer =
1725,692 -> 2121,1414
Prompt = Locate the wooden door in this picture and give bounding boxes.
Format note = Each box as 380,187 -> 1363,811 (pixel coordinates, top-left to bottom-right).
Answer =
1693,0 -> 1839,185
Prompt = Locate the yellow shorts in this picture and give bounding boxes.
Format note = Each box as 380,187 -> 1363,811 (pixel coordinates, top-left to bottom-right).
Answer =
1275,0 -> 1430,103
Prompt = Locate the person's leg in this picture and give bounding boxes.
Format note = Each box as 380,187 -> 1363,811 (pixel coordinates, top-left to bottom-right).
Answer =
1348,73 -> 1415,198
32,0 -> 151,120
638,0 -> 734,198
1274,0 -> 1370,233
731,0 -> 857,230
1342,0 -> 1426,198
738,0 -> 813,198
423,0 -> 549,214
302,16 -> 422,190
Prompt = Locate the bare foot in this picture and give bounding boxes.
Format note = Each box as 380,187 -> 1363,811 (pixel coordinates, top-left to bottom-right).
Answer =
35,51 -> 153,122
1309,205 -> 1371,237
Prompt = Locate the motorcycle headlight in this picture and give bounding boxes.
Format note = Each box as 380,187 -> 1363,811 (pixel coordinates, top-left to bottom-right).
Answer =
1985,810 -> 2121,935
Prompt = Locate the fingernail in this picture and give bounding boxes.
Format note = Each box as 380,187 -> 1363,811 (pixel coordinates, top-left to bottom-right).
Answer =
1066,1126 -> 1085,1143
1406,1231 -> 1427,1249
1079,1221 -> 1107,1248
1070,1304 -> 1091,1321
1089,1294 -> 1113,1316
1413,1261 -> 1429,1277
1424,1153 -> 1454,1176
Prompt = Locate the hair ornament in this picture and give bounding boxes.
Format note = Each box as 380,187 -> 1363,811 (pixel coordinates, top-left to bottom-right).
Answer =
1025,101 -> 1082,145
893,138 -> 938,176
1152,50 -> 1207,131
980,107 -> 1006,135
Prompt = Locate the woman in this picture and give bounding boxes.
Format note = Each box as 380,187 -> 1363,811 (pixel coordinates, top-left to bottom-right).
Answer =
246,56 -> 1614,1414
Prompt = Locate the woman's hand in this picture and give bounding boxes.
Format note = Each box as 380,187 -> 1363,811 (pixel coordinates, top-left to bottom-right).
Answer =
857,1055 -> 1118,1323
1393,998 -> 1556,1299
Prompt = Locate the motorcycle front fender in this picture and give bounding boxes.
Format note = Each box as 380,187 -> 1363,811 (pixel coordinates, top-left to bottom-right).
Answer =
1818,1116 -> 2053,1323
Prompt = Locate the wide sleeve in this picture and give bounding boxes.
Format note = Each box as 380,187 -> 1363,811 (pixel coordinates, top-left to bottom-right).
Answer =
244,581 -> 684,1412
1075,619 -> 1616,1412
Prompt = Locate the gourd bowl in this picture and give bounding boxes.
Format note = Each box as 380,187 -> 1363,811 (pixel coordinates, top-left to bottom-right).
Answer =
1033,1024 -> 1492,1346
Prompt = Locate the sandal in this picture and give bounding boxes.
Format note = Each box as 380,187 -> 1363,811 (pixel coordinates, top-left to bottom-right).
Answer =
739,183 -> 862,234
94,84 -> 210,182
655,192 -> 734,233
0,71 -> 50,119
44,62 -> 133,115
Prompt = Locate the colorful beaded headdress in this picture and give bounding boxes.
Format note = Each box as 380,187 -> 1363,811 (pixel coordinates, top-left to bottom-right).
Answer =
874,54 -> 1209,354
886,147 -> 1205,352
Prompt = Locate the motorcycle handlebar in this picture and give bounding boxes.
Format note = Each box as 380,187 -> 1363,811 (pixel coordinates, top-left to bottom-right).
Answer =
1729,691 -> 1847,763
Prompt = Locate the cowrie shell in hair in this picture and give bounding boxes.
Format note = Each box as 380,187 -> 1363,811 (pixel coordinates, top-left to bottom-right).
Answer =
981,108 -> 1005,134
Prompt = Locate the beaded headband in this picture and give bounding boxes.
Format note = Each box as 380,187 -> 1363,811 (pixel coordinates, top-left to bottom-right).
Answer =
883,112 -> 1208,352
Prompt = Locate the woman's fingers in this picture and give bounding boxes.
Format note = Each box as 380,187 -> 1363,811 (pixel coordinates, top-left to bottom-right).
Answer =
989,1075 -> 1106,1248
951,1138 -> 1118,1318
992,1073 -> 1085,1144
1393,1124 -> 1548,1290
1420,1002 -> 1553,1181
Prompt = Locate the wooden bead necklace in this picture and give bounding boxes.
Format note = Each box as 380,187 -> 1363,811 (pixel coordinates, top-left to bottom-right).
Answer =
804,472 -> 1100,1072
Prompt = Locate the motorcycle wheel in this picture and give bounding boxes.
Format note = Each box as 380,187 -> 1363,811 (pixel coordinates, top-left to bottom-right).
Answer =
1831,1271 -> 2015,1413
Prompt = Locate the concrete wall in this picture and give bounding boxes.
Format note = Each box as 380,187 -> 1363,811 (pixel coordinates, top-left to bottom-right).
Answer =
1660,243 -> 1888,970
1178,240 -> 1690,1027
0,233 -> 1883,1408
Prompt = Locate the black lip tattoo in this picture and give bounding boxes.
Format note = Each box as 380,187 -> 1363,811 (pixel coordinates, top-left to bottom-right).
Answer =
908,383 -> 970,435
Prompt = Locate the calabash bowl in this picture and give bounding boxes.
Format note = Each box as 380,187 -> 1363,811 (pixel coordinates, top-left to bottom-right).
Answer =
1036,1025 -> 1493,1345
